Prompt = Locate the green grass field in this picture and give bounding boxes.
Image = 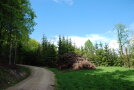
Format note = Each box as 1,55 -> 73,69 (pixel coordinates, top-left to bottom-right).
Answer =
50,67 -> 134,90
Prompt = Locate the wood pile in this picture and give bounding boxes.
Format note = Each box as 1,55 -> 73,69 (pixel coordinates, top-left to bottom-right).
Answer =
57,52 -> 96,70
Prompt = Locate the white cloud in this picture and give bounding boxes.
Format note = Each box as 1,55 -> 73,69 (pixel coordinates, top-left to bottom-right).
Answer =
49,34 -> 119,49
130,35 -> 134,45
109,40 -> 119,50
68,34 -> 110,47
68,36 -> 88,47
87,34 -> 109,42
53,0 -> 74,5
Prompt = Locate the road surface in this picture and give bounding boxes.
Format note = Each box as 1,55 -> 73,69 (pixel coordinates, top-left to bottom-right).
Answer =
6,65 -> 55,90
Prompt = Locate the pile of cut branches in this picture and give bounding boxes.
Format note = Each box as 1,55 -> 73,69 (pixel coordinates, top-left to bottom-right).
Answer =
57,52 -> 96,70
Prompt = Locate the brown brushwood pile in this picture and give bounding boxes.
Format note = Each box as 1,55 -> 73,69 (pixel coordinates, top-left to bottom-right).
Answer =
57,52 -> 96,70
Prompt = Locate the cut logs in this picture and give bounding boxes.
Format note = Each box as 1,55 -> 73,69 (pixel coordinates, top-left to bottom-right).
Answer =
57,52 -> 96,70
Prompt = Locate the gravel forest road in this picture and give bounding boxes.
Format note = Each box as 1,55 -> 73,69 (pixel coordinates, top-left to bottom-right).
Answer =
6,65 -> 55,90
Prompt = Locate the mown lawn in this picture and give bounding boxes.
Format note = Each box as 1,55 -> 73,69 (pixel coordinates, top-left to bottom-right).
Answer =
50,67 -> 134,90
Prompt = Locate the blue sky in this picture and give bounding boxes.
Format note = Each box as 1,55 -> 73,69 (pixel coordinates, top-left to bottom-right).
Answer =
30,0 -> 134,48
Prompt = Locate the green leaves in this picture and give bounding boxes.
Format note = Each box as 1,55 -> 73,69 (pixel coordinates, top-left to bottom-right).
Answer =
58,36 -> 75,56
0,0 -> 36,65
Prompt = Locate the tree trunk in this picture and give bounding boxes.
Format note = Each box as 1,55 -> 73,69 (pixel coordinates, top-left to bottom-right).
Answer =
14,42 -> 17,65
9,42 -> 12,65
9,29 -> 12,65
125,48 -> 130,68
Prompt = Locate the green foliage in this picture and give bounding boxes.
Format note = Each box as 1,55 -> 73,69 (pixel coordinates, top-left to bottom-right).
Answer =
83,40 -> 95,61
115,24 -> 129,51
84,40 -> 95,53
115,24 -> 129,66
23,39 -> 39,52
50,67 -> 134,90
40,35 -> 57,66
130,35 -> 134,52
58,36 -> 75,56
17,39 -> 40,65
77,41 -> 121,67
0,0 -> 36,65
94,44 -> 119,66
130,52 -> 134,67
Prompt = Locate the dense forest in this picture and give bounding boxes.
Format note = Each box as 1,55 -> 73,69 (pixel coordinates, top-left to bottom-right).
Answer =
0,0 -> 134,69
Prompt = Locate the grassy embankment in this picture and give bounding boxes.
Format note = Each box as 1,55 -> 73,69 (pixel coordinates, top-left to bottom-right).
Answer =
0,65 -> 31,90
50,67 -> 134,90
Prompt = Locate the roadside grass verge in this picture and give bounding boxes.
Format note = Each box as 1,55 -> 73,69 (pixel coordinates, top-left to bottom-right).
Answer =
0,65 -> 31,90
50,67 -> 134,90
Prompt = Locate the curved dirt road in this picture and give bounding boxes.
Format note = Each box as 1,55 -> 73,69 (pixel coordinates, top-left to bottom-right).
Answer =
6,65 -> 55,90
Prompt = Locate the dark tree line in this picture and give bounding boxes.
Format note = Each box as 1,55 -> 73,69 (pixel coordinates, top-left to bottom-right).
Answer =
58,36 -> 75,56
0,0 -> 36,65
25,33 -> 133,68
18,35 -> 76,67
